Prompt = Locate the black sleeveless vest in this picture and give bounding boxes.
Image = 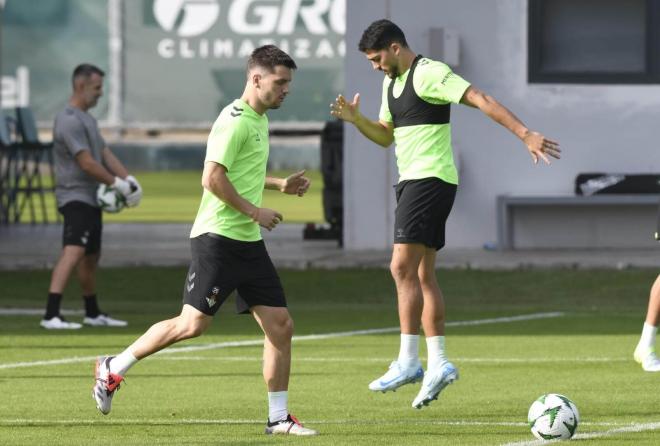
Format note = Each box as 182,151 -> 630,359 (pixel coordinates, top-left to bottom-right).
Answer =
387,55 -> 451,128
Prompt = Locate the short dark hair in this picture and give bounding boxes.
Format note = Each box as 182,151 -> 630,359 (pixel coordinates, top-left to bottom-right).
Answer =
247,45 -> 297,73
358,19 -> 408,52
72,63 -> 105,86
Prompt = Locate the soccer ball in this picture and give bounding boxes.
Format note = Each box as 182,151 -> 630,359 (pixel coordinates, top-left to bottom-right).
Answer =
96,184 -> 126,213
528,393 -> 580,441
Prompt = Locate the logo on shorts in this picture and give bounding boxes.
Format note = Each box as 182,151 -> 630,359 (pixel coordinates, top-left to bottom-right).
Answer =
396,228 -> 405,238
187,271 -> 195,292
205,286 -> 220,307
80,230 -> 90,245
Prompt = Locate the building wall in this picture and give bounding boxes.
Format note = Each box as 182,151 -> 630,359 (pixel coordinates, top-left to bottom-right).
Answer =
344,0 -> 660,249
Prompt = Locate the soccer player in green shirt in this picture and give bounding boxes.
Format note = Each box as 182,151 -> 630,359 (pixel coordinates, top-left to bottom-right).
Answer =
331,19 -> 561,409
92,45 -> 317,436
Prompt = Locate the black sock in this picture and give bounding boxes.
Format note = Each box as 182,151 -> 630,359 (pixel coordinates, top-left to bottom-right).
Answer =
45,293 -> 62,319
83,294 -> 100,318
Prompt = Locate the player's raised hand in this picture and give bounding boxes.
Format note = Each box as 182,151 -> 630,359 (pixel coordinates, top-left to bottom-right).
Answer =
330,93 -> 360,123
280,170 -> 311,197
523,131 -> 561,165
253,207 -> 283,231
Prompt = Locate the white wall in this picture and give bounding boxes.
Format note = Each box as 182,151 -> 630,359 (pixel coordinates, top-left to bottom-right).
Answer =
344,0 -> 660,249
343,0 -> 398,250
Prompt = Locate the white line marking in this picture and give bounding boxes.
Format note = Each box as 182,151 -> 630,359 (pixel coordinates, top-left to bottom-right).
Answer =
0,418 -> 638,428
0,308 -> 83,316
0,418 -> 263,426
0,356 -> 96,370
501,422 -> 660,446
161,312 -> 565,356
3,354 -> 620,370
447,312 -> 564,326
155,355 -> 629,364
0,312 -> 564,370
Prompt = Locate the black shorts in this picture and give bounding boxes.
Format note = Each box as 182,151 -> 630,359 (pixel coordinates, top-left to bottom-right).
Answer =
182,233 -> 287,316
394,177 -> 457,250
59,201 -> 102,255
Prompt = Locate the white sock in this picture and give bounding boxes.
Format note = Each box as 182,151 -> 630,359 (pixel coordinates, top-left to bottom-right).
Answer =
639,322 -> 658,351
110,349 -> 138,376
397,334 -> 420,367
426,336 -> 447,370
268,391 -> 288,423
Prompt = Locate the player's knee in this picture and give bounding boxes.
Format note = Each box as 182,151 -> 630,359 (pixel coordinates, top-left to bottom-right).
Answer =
390,259 -> 415,282
419,270 -> 438,287
174,318 -> 206,339
186,324 -> 206,338
271,313 -> 294,342
283,315 -> 294,338
275,313 -> 294,339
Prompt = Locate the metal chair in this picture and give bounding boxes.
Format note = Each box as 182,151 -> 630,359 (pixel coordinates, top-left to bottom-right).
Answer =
0,109 -> 21,224
14,107 -> 57,224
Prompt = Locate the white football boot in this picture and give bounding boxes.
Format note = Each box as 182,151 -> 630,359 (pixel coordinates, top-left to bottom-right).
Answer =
84,314 -> 128,327
634,345 -> 660,372
412,361 -> 458,409
368,360 -> 424,392
92,356 -> 124,414
40,316 -> 82,330
265,414 -> 318,436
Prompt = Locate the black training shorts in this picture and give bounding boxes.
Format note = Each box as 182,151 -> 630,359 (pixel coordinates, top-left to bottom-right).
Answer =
182,233 -> 287,316
394,177 -> 457,250
59,201 -> 102,255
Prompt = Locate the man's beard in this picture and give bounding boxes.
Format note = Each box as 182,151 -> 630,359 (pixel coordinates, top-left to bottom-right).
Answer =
387,66 -> 399,79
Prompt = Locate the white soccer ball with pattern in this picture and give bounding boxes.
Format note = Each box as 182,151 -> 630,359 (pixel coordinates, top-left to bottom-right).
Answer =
96,184 -> 126,213
528,393 -> 579,441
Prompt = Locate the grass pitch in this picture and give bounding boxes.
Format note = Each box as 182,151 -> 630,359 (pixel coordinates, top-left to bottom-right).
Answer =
1,268 -> 659,445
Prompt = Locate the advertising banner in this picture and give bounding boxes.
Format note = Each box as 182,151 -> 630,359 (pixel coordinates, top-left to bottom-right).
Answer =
1,0 -> 345,127
123,0 -> 345,126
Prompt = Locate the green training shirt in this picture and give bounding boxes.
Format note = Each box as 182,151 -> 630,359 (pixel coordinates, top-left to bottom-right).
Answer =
190,99 -> 269,241
379,57 -> 470,184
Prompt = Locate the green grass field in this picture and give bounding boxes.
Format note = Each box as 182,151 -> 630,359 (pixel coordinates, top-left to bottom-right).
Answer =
1,268 -> 659,445
16,170 -> 324,224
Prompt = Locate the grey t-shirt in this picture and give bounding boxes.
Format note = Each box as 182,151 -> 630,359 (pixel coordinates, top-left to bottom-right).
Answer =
53,105 -> 106,207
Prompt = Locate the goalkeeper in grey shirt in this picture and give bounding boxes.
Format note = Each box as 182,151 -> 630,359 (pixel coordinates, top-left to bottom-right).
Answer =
40,64 -> 142,330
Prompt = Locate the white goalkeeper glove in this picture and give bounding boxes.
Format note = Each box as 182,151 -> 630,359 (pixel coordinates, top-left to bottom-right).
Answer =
112,176 -> 132,199
125,175 -> 143,207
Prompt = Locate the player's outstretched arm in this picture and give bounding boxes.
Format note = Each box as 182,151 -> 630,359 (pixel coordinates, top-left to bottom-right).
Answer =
330,93 -> 394,147
202,161 -> 282,231
266,170 -> 310,197
460,86 -> 561,165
